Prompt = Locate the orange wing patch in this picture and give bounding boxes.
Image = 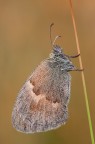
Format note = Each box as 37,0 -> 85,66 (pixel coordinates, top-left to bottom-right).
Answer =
29,80 -> 59,112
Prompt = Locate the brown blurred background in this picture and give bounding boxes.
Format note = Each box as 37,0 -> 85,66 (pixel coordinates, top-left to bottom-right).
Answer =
0,0 -> 95,144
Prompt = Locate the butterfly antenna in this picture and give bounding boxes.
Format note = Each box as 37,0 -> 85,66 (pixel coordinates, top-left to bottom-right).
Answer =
52,35 -> 61,46
50,23 -> 54,47
50,23 -> 61,47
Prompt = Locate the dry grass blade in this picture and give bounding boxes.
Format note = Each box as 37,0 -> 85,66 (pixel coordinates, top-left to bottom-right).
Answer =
68,0 -> 95,144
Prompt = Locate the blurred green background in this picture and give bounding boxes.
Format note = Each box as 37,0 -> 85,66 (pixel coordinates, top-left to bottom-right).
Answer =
0,0 -> 95,144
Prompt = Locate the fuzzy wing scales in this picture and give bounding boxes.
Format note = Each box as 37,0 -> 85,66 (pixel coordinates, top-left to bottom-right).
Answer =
12,60 -> 71,133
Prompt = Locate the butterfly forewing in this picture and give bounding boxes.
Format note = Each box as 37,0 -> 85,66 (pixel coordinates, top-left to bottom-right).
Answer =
12,59 -> 71,133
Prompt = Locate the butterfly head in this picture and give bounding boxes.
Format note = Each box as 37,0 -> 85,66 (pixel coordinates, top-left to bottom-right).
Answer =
49,45 -> 76,72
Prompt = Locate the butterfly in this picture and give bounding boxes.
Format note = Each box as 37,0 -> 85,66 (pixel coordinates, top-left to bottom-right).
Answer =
12,23 -> 83,133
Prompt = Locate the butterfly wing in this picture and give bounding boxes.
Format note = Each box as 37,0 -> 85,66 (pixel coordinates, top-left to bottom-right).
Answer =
12,60 -> 71,133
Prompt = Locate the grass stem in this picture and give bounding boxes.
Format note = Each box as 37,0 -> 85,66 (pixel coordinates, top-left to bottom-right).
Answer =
68,0 -> 95,143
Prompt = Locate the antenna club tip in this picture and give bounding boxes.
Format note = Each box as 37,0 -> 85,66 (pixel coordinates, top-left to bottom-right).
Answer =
56,35 -> 62,39
50,23 -> 54,28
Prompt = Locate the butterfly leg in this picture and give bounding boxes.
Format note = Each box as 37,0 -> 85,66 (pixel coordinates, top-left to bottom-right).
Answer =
73,68 -> 84,71
66,53 -> 80,58
69,53 -> 80,58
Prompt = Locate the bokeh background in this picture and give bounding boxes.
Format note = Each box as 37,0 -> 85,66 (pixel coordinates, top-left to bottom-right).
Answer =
0,0 -> 95,144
